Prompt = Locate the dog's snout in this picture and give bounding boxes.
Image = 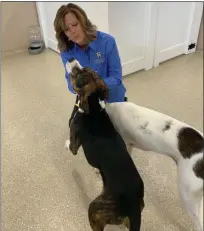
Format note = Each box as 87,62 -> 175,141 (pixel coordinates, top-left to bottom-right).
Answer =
66,59 -> 82,74
76,75 -> 85,88
72,66 -> 81,76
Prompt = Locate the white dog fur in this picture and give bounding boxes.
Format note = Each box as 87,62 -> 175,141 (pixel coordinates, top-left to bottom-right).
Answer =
103,101 -> 203,231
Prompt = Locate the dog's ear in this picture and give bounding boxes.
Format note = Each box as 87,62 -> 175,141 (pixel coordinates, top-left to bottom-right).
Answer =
69,117 -> 81,155
70,73 -> 81,93
102,85 -> 109,100
98,82 -> 109,101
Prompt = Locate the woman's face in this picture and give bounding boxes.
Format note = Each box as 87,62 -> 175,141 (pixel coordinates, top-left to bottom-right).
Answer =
64,12 -> 86,46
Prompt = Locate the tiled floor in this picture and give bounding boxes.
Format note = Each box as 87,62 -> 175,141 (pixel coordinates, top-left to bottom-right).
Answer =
2,49 -> 203,231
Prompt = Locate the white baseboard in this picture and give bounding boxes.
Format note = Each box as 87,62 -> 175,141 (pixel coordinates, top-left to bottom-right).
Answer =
154,43 -> 186,66
122,57 -> 146,76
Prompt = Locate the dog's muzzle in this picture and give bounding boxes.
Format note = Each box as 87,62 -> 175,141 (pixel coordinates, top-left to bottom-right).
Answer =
66,58 -> 83,75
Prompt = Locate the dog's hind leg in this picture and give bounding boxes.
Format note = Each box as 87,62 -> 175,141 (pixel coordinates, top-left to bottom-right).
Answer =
178,180 -> 203,231
88,201 -> 105,231
89,220 -> 104,231
178,160 -> 203,231
94,168 -> 100,174
65,140 -> 70,150
123,217 -> 130,229
88,193 -> 119,231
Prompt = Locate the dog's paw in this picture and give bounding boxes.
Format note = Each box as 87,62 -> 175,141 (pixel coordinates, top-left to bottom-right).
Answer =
65,140 -> 70,150
93,168 -> 100,174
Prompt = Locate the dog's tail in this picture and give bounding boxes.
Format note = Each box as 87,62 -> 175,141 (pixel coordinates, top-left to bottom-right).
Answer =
128,207 -> 142,231
116,194 -> 143,231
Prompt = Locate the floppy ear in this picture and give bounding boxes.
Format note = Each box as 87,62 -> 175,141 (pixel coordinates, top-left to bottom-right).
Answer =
102,85 -> 109,100
77,82 -> 96,114
97,80 -> 109,101
70,73 -> 81,93
69,117 -> 81,155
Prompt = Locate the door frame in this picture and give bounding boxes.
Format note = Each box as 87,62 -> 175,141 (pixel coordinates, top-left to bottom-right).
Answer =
36,2 -> 48,48
184,2 -> 203,54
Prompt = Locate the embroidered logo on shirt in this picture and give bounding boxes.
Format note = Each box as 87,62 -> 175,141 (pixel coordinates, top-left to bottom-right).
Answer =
95,52 -> 104,64
96,52 -> 101,58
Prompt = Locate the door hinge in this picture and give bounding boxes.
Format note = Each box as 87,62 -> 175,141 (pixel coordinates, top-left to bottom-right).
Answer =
188,43 -> 196,50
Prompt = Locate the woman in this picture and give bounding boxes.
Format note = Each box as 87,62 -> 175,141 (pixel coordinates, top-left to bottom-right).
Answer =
54,3 -> 127,126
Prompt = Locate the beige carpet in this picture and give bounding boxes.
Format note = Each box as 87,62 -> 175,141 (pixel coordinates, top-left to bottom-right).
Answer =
2,49 -> 203,231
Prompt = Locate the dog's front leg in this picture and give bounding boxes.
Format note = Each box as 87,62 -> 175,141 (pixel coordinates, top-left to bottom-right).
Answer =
65,139 -> 71,150
67,119 -> 81,155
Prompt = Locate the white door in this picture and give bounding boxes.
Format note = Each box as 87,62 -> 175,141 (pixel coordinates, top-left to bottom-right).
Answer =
153,2 -> 203,67
108,2 -> 158,76
36,2 -> 109,52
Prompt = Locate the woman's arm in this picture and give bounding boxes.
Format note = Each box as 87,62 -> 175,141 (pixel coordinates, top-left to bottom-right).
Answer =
60,52 -> 76,94
104,37 -> 123,89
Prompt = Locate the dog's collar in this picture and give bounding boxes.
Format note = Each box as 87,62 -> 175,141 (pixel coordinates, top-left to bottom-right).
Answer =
99,100 -> 106,109
74,100 -> 106,112
75,102 -> 80,107
74,101 -> 84,113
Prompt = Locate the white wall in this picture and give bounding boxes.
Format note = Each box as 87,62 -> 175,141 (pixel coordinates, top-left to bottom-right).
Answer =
2,2 -> 39,52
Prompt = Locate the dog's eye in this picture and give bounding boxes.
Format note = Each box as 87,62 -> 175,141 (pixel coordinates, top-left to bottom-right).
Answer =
76,74 -> 82,78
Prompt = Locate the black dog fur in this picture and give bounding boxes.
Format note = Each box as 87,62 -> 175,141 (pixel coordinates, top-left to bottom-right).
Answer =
70,90 -> 145,231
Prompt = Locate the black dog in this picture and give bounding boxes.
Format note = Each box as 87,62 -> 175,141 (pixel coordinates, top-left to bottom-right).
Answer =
67,60 -> 145,231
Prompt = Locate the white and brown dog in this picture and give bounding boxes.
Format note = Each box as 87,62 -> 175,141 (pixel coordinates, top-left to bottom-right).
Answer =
65,59 -> 203,231
104,101 -> 203,231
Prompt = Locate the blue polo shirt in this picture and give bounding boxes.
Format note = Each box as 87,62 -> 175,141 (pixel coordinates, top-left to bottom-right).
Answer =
60,31 -> 126,103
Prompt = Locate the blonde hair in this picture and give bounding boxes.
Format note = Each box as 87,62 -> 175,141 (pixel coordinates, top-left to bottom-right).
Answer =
54,3 -> 97,52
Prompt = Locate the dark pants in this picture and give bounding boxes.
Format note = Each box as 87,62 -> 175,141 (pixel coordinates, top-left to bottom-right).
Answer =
68,96 -> 128,127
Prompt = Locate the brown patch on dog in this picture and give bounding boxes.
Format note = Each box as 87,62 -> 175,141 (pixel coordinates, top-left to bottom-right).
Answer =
193,157 -> 204,180
162,120 -> 172,132
123,217 -> 130,229
88,189 -> 145,231
88,192 -> 129,231
69,118 -> 81,155
178,127 -> 204,159
70,67 -> 109,114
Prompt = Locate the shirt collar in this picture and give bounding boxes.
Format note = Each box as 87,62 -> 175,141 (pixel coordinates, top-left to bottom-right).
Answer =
74,31 -> 98,52
88,39 -> 97,51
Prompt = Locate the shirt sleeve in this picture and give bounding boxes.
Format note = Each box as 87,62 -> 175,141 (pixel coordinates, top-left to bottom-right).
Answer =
104,37 -> 123,89
60,52 -> 75,94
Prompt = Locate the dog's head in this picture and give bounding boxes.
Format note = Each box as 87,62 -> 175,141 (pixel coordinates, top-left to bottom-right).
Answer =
66,58 -> 109,113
